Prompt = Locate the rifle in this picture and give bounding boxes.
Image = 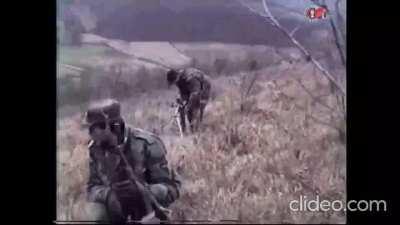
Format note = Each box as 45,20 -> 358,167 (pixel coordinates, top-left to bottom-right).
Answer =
114,143 -> 171,223
162,99 -> 186,137
174,99 -> 186,138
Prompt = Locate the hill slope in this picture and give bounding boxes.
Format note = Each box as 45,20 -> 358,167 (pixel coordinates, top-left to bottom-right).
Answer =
57,61 -> 345,223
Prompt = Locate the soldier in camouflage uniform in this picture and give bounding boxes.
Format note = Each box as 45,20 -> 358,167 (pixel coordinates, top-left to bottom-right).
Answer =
85,99 -> 181,224
167,67 -> 212,133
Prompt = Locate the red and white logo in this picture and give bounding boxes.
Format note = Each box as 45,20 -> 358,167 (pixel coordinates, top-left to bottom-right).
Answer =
306,6 -> 328,20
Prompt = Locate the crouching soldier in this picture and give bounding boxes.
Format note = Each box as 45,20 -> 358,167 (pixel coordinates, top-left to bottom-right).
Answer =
166,67 -> 211,133
85,99 -> 181,224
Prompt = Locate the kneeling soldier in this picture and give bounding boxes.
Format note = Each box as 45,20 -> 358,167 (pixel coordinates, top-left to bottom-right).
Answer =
85,99 -> 181,224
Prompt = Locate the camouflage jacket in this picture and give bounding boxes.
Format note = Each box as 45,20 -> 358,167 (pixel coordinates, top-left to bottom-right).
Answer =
87,126 -> 181,207
176,68 -> 211,107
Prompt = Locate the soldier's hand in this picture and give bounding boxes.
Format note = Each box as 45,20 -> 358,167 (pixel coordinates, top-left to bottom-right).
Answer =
112,180 -> 140,200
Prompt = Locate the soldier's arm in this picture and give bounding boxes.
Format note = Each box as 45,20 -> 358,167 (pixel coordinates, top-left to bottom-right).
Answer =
145,139 -> 182,207
87,149 -> 111,204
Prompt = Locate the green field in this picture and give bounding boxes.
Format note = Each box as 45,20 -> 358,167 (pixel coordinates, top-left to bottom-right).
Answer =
57,44 -> 116,67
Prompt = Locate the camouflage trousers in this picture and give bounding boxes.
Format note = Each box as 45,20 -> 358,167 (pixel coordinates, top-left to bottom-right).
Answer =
83,184 -> 169,223
180,92 -> 210,133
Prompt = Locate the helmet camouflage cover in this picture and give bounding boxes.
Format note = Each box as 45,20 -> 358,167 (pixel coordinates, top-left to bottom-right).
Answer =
85,99 -> 122,125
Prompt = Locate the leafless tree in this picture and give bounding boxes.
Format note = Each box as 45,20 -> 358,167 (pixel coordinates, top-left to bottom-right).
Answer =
238,0 -> 346,136
237,0 -> 345,97
311,0 -> 346,66
310,0 -> 346,116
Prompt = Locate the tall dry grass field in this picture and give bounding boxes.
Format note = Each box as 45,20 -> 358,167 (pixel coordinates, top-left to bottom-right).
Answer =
57,62 -> 345,223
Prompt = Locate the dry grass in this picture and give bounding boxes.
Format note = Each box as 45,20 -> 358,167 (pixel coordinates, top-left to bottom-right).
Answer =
57,62 -> 346,223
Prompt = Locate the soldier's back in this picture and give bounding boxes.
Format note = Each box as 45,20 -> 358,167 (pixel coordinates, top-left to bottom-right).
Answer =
180,68 -> 207,81
128,127 -> 168,160
177,68 -> 211,91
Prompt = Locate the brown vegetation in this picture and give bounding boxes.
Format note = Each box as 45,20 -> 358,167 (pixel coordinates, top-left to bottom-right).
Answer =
57,60 -> 345,223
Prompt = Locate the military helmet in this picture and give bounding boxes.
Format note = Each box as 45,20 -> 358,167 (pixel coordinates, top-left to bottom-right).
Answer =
166,69 -> 179,85
85,99 -> 122,125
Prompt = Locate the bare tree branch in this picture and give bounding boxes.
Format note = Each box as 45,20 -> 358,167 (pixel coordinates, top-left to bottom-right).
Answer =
335,0 -> 345,29
261,0 -> 280,25
334,0 -> 346,47
239,0 -> 345,95
310,0 -> 346,66
169,41 -> 193,62
309,0 -> 346,117
238,0 -> 266,17
245,72 -> 260,98
237,0 -> 345,95
290,24 -> 301,37
267,0 -> 315,38
328,18 -> 346,66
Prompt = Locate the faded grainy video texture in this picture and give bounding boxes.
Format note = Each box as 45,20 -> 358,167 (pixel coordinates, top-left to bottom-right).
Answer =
57,0 -> 346,223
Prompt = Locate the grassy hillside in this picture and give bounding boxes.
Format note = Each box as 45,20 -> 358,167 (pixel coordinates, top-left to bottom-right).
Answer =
57,61 -> 345,223
56,40 -> 298,110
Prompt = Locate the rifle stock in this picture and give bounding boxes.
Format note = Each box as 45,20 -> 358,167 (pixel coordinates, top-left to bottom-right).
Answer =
175,105 -> 184,138
115,144 -> 171,222
175,99 -> 188,137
